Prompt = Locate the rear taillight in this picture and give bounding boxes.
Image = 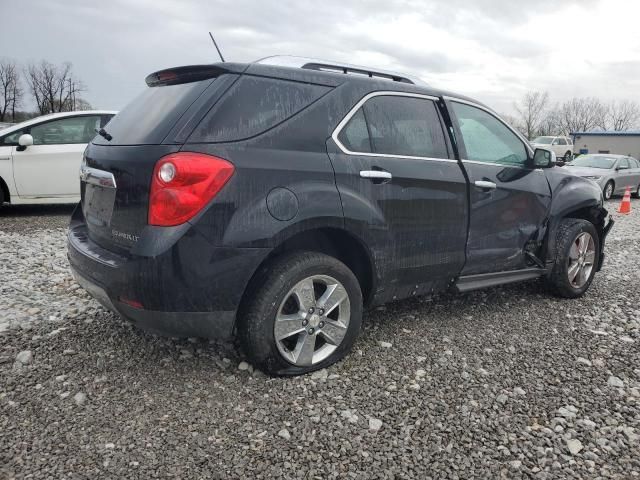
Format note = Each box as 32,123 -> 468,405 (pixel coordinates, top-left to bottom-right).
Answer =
149,152 -> 234,226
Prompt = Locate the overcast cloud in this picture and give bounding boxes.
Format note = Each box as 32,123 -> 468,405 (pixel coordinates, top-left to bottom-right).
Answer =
2,0 -> 639,114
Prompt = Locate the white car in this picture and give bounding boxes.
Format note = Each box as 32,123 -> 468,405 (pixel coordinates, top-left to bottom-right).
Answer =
530,135 -> 574,161
0,111 -> 116,205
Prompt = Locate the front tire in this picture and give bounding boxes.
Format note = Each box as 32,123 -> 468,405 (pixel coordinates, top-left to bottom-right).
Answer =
545,219 -> 599,298
633,184 -> 640,199
603,181 -> 614,200
238,251 -> 363,376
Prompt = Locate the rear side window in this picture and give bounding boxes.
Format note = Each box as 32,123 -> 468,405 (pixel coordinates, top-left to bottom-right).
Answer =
337,95 -> 449,159
338,109 -> 371,153
189,76 -> 330,143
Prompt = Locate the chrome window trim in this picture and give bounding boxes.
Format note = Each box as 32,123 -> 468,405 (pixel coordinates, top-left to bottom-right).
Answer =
331,91 -> 456,163
443,96 -> 534,159
80,165 -> 117,189
461,159 -> 544,172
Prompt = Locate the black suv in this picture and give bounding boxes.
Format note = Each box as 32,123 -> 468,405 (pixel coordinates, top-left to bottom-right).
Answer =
68,56 -> 614,375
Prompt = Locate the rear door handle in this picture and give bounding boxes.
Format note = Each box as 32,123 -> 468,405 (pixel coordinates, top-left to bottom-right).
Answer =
474,180 -> 497,190
360,170 -> 392,180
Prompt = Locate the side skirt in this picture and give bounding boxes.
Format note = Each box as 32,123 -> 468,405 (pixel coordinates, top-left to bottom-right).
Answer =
454,267 -> 547,293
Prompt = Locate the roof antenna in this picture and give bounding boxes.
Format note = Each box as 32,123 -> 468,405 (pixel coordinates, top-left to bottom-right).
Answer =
208,32 -> 226,62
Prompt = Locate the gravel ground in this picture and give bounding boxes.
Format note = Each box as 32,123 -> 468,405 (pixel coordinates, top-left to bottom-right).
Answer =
1,199 -> 639,479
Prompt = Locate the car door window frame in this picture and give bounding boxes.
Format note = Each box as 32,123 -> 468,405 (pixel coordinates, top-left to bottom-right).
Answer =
443,96 -> 534,169
331,91 -> 456,163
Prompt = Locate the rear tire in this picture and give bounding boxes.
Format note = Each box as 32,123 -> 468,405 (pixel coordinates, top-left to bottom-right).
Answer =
633,185 -> 640,199
238,251 -> 363,376
564,151 -> 573,162
545,219 -> 599,299
603,181 -> 614,200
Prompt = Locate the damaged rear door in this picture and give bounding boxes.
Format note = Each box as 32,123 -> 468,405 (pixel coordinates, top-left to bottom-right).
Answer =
447,99 -> 552,275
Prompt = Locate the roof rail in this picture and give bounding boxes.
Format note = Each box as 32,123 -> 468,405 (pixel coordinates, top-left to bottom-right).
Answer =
254,55 -> 427,86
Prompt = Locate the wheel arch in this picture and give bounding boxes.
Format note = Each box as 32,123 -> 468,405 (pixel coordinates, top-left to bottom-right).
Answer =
543,203 -> 608,267
239,226 -> 377,313
0,175 -> 10,203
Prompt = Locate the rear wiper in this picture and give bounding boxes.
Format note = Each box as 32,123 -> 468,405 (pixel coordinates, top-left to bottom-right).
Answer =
95,128 -> 113,141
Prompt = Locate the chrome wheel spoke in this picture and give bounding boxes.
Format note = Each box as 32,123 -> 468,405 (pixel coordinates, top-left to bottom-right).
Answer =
274,313 -> 306,341
568,261 -> 581,282
569,243 -> 580,260
567,231 -> 596,288
317,283 -> 347,316
319,320 -> 348,346
292,277 -> 316,311
293,333 -> 316,366
577,234 -> 588,255
577,265 -> 587,286
584,251 -> 596,266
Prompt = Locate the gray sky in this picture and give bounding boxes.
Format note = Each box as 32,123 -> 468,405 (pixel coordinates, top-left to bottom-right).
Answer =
3,0 -> 639,114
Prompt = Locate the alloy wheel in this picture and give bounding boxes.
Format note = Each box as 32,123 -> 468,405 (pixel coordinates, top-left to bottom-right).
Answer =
604,183 -> 613,200
567,232 -> 596,288
274,275 -> 351,366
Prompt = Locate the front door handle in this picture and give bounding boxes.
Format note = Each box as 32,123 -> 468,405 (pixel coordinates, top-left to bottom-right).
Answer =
360,170 -> 392,180
474,180 -> 497,190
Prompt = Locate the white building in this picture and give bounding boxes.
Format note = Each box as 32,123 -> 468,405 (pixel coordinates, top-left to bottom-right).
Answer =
571,131 -> 640,159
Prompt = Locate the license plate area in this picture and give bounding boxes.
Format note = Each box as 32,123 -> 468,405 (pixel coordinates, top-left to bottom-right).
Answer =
83,182 -> 116,226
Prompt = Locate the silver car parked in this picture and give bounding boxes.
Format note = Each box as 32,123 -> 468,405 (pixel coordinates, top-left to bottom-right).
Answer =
564,154 -> 640,200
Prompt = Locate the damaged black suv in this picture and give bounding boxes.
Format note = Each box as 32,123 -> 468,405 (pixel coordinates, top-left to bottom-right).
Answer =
68,56 -> 614,375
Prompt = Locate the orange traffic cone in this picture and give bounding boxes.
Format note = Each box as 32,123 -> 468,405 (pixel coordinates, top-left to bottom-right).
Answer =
618,186 -> 632,214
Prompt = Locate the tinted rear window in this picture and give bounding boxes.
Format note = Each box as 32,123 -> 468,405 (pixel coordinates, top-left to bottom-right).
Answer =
94,79 -> 214,145
188,76 -> 330,143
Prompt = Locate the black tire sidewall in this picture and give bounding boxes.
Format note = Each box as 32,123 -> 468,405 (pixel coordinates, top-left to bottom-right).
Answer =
239,252 -> 363,376
549,220 -> 600,298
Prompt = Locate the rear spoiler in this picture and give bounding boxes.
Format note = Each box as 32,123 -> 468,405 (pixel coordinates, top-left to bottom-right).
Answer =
145,63 -> 247,87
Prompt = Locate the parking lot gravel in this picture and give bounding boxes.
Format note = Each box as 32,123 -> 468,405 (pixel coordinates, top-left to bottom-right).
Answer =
1,199 -> 639,479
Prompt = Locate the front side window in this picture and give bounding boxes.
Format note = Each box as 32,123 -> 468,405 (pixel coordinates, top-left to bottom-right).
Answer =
29,116 -> 101,145
337,95 -> 449,159
452,102 -> 528,166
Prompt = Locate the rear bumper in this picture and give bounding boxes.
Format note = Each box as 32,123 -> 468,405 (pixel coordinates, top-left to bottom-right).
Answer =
67,221 -> 270,339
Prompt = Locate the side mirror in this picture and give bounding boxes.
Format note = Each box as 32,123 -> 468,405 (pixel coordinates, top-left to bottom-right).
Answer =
17,133 -> 34,150
616,165 -> 629,171
533,148 -> 556,168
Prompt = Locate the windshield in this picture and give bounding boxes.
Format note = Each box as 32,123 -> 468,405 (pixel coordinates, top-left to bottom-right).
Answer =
532,136 -> 554,144
568,155 -> 616,169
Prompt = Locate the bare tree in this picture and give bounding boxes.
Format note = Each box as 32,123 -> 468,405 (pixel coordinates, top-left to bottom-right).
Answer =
606,100 -> 640,131
0,59 -> 22,122
554,97 -> 607,135
514,91 -> 549,140
25,60 -> 86,115
538,107 -> 562,136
